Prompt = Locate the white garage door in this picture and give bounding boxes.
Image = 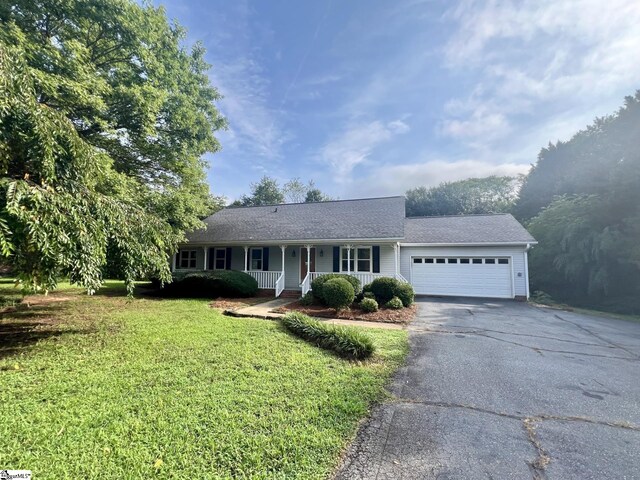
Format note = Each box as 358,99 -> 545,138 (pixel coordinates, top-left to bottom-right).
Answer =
411,256 -> 513,298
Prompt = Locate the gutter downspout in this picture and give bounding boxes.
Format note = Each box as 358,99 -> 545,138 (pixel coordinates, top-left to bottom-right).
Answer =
524,243 -> 532,299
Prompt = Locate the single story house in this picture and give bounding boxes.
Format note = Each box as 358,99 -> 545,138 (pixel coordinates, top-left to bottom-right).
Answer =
175,196 -> 537,299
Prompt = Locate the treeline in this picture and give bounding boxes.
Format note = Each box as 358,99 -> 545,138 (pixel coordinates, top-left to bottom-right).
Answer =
406,92 -> 640,314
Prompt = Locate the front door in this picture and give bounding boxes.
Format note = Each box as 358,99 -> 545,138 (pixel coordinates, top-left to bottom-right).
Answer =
300,247 -> 316,281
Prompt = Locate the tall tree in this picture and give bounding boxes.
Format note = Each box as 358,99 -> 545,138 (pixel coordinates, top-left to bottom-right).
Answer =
0,0 -> 225,293
232,177 -> 330,206
405,176 -> 520,217
519,92 -> 640,312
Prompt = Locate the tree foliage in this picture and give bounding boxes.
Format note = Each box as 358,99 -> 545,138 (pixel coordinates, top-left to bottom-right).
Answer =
520,92 -> 640,312
0,0 -> 225,293
233,176 -> 330,206
405,176 -> 520,217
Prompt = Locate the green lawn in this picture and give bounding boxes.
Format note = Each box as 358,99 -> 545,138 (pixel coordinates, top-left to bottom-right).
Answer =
0,280 -> 408,479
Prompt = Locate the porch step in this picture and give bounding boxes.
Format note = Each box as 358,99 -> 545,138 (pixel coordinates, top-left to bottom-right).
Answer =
279,289 -> 302,298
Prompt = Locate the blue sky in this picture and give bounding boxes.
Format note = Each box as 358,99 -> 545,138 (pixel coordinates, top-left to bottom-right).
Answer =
156,0 -> 640,201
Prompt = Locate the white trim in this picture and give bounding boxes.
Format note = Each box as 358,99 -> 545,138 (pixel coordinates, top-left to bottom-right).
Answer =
185,238 -> 403,247
340,246 -> 372,273
249,247 -> 263,271
298,246 -> 315,284
177,249 -> 197,270
213,247 -> 227,270
524,245 -> 531,299
400,242 -> 538,247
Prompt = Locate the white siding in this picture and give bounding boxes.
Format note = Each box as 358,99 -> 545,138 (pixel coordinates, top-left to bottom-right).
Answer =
400,245 -> 528,298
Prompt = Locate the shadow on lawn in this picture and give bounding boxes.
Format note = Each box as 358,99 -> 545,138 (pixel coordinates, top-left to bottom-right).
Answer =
0,303 -> 87,361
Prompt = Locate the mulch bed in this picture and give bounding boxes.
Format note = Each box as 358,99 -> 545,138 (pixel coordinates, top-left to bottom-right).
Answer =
209,297 -> 270,311
273,301 -> 417,325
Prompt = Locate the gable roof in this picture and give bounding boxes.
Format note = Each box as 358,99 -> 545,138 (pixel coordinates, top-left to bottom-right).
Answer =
403,214 -> 536,245
186,196 -> 406,244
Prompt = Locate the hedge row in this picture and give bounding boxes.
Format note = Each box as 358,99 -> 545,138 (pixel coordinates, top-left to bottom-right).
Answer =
282,312 -> 375,360
156,270 -> 258,298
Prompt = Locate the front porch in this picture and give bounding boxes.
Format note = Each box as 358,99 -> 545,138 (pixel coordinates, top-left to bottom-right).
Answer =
172,243 -> 408,297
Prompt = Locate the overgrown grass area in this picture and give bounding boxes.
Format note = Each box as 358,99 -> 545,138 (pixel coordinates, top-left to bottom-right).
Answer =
0,280 -> 408,479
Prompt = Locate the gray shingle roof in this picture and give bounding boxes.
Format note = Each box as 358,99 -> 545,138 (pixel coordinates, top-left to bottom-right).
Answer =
403,214 -> 536,244
186,196 -> 406,244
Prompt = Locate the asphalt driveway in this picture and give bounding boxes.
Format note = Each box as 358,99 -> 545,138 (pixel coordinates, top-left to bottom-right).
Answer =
336,298 -> 640,479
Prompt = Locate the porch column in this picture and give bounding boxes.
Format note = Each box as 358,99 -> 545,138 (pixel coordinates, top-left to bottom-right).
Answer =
393,243 -> 399,276
203,246 -> 208,271
280,245 -> 286,273
243,246 -> 249,272
171,252 -> 176,272
305,244 -> 312,277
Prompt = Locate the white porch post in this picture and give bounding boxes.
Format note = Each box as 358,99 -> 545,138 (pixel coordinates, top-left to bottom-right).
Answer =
305,244 -> 312,275
171,252 -> 176,272
345,244 -> 352,273
243,246 -> 249,272
280,245 -> 286,273
203,246 -> 208,271
393,243 -> 399,276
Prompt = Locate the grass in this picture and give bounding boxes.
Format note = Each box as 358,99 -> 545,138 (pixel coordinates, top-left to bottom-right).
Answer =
0,280 -> 408,479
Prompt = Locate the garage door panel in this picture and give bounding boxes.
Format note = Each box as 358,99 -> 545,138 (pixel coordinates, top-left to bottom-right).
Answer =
411,258 -> 513,298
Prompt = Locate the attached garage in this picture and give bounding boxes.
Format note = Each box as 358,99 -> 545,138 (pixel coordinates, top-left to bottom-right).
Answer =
410,256 -> 513,298
400,215 -> 537,300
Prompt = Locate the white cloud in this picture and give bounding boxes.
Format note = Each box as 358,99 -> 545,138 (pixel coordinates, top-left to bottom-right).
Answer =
440,0 -> 640,149
318,120 -> 410,181
212,57 -> 290,160
347,159 -> 531,198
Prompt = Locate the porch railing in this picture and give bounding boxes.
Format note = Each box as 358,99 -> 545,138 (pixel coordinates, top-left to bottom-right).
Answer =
395,273 -> 409,283
300,273 -> 311,296
275,273 -> 285,297
308,271 -> 387,288
246,270 -> 280,289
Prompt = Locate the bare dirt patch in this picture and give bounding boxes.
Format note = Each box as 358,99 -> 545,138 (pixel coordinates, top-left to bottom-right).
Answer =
210,297 -> 271,311
274,302 -> 417,325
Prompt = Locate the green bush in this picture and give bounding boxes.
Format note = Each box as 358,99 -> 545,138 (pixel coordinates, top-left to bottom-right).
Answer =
322,278 -> 355,311
368,277 -> 414,306
158,270 -> 258,298
363,291 -> 376,300
311,273 -> 361,302
385,296 -> 403,310
359,297 -> 378,313
299,291 -> 315,306
282,312 -> 375,360
396,282 -> 415,307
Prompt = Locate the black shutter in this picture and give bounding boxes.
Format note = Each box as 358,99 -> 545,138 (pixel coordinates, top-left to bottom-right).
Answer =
263,247 -> 269,271
208,248 -> 214,270
246,249 -> 251,271
333,246 -> 340,272
225,247 -> 232,270
372,246 -> 380,273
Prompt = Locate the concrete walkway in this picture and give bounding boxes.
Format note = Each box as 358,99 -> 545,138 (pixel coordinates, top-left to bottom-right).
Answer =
227,299 -> 404,330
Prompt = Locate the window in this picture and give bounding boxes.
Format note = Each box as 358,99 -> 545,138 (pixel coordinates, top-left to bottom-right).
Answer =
448,258 -> 458,264
214,248 -> 226,270
485,258 -> 496,264
460,258 -> 470,264
498,258 -> 509,264
340,247 -> 372,272
250,248 -> 263,270
179,249 -> 197,269
436,258 -> 445,264
413,258 -> 423,264
425,258 -> 434,263
472,258 -> 482,264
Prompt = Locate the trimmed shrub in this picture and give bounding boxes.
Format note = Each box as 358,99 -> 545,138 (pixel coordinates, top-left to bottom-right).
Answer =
299,291 -> 315,306
363,291 -> 376,300
396,282 -> 415,307
385,296 -> 403,310
282,312 -> 375,360
359,297 -> 379,313
368,277 -> 414,306
158,270 -> 258,298
368,277 -> 401,304
322,278 -> 355,311
311,273 -> 361,302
